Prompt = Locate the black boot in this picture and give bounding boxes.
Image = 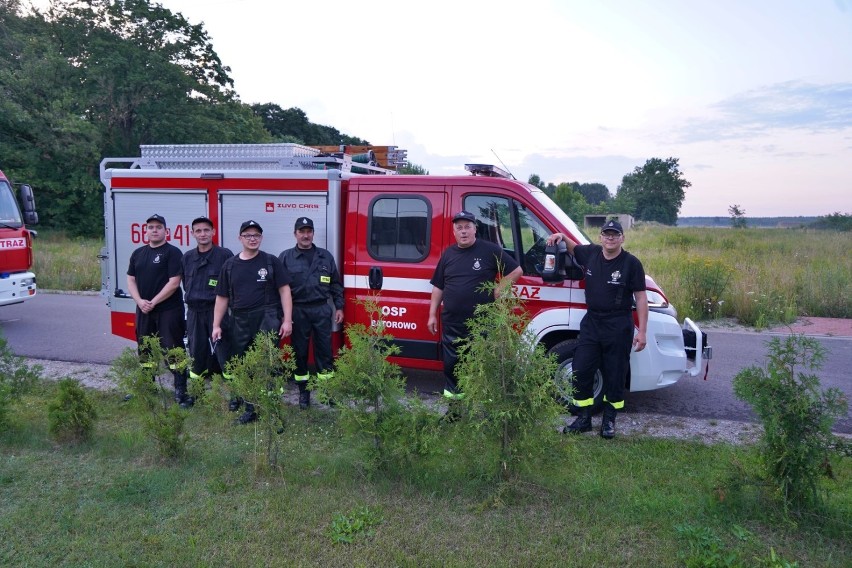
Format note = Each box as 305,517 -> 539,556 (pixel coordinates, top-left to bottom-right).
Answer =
563,407 -> 592,434
237,402 -> 258,424
228,396 -> 243,412
173,372 -> 194,409
600,406 -> 617,439
298,382 -> 311,410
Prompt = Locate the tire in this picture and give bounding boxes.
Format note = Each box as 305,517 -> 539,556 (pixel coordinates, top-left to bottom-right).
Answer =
549,339 -> 603,415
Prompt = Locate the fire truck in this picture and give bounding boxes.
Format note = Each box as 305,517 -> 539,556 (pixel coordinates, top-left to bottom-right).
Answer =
0,169 -> 38,307
99,144 -> 710,406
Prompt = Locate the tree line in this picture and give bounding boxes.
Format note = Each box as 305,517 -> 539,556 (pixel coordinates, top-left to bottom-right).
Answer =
1,0 -> 691,238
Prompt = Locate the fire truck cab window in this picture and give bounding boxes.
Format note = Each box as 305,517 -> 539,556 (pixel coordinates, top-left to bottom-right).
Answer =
463,194 -> 551,276
0,182 -> 23,225
369,197 -> 429,261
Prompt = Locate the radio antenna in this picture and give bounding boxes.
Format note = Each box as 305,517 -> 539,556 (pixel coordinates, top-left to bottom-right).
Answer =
490,149 -> 516,180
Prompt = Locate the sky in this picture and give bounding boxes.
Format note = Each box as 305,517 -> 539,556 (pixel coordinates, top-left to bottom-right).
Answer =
65,1 -> 852,216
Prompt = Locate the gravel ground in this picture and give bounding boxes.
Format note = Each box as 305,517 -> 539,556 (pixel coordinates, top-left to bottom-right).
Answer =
28,357 -> 767,446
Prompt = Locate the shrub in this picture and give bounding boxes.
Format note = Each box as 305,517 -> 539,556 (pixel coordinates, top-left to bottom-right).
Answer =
680,256 -> 733,320
224,331 -> 295,470
0,334 -> 41,430
110,336 -> 191,458
312,298 -> 439,472
454,285 -> 563,484
47,379 -> 98,443
732,335 -> 848,510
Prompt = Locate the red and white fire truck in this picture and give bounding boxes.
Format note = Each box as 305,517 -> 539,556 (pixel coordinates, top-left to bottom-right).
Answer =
0,169 -> 38,307
100,144 -> 710,405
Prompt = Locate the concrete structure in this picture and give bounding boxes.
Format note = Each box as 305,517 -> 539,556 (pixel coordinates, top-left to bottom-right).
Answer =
584,214 -> 635,231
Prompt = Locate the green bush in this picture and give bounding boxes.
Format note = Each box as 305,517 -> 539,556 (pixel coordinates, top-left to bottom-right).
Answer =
732,335 -> 848,510
0,334 -> 41,430
47,378 -> 98,443
454,285 -> 563,484
224,331 -> 295,470
312,298 -> 438,472
110,336 -> 191,458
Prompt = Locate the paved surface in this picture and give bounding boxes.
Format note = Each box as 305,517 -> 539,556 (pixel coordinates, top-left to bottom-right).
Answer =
768,317 -> 852,337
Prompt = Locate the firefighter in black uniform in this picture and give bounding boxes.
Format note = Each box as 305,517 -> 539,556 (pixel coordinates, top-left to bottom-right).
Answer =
279,217 -> 344,409
427,210 -> 523,405
181,216 -> 233,384
546,219 -> 648,439
126,214 -> 191,407
211,220 -> 293,424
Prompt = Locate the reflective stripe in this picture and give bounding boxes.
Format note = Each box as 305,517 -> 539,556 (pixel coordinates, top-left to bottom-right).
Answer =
574,398 -> 595,408
189,371 -> 204,380
222,372 -> 233,380
140,362 -> 156,369
442,389 -> 465,400
603,397 -> 624,410
316,371 -> 334,380
294,374 -> 309,383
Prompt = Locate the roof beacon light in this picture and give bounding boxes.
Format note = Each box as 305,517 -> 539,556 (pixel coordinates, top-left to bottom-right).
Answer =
464,164 -> 512,179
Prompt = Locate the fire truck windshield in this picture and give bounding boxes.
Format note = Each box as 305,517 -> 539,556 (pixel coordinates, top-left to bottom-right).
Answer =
0,180 -> 24,226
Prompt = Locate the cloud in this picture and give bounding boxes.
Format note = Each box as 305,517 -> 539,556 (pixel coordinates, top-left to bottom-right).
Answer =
676,81 -> 852,143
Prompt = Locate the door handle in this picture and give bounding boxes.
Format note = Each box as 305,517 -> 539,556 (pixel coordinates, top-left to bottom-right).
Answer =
368,266 -> 383,290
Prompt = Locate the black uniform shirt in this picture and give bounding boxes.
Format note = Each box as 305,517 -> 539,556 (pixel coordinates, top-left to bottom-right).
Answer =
574,244 -> 646,312
278,245 -> 344,309
127,243 -> 183,313
182,246 -> 233,308
215,252 -> 291,311
430,239 -> 520,324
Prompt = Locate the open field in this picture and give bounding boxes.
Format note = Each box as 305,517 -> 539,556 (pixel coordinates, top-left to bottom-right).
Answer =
1,381 -> 850,567
627,226 -> 852,326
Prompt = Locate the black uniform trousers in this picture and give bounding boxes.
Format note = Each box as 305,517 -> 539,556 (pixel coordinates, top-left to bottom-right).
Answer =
135,305 -> 185,361
186,304 -> 221,378
218,306 -> 282,370
572,311 -> 634,408
291,302 -> 334,376
440,319 -> 469,395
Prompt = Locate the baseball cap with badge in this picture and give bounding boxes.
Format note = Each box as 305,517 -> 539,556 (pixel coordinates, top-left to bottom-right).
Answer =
239,220 -> 263,234
601,219 -> 623,234
452,210 -> 476,223
146,214 -> 166,226
191,216 -> 214,228
294,217 -> 314,231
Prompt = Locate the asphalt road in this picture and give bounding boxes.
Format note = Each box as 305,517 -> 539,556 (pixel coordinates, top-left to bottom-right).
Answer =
2,293 -> 850,433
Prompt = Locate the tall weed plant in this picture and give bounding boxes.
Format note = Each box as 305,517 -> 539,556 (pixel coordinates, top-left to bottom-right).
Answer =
732,335 -> 848,510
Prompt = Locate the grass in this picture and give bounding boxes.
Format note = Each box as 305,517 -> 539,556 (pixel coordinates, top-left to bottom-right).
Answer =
32,230 -> 102,292
2,381 -> 850,567
628,226 -> 852,325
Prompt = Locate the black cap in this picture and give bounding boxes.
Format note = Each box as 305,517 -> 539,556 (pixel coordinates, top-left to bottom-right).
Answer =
294,217 -> 314,231
146,214 -> 166,226
239,220 -> 263,234
191,216 -> 214,228
452,210 -> 476,223
601,220 -> 623,234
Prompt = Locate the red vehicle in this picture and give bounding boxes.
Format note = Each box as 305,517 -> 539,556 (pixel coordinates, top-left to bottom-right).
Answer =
0,169 -> 38,307
100,144 -> 710,405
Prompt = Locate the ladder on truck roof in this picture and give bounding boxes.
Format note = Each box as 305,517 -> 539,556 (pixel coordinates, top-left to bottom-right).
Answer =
100,143 -> 399,176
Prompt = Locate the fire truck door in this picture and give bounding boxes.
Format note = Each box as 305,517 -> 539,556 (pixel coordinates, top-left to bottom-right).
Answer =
350,189 -> 445,364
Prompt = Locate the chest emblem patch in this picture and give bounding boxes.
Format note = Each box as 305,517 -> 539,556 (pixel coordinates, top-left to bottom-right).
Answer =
153,254 -> 162,264
473,258 -> 482,271
258,268 -> 268,281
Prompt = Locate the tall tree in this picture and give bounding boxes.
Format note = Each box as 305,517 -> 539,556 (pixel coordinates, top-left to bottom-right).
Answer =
576,182 -> 610,205
616,157 -> 691,225
250,103 -> 368,146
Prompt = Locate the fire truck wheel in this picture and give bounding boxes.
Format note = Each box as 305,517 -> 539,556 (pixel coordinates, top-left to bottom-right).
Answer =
549,339 -> 603,415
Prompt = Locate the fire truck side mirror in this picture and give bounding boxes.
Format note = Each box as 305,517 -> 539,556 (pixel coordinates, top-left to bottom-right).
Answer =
539,241 -> 567,283
18,184 -> 38,225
